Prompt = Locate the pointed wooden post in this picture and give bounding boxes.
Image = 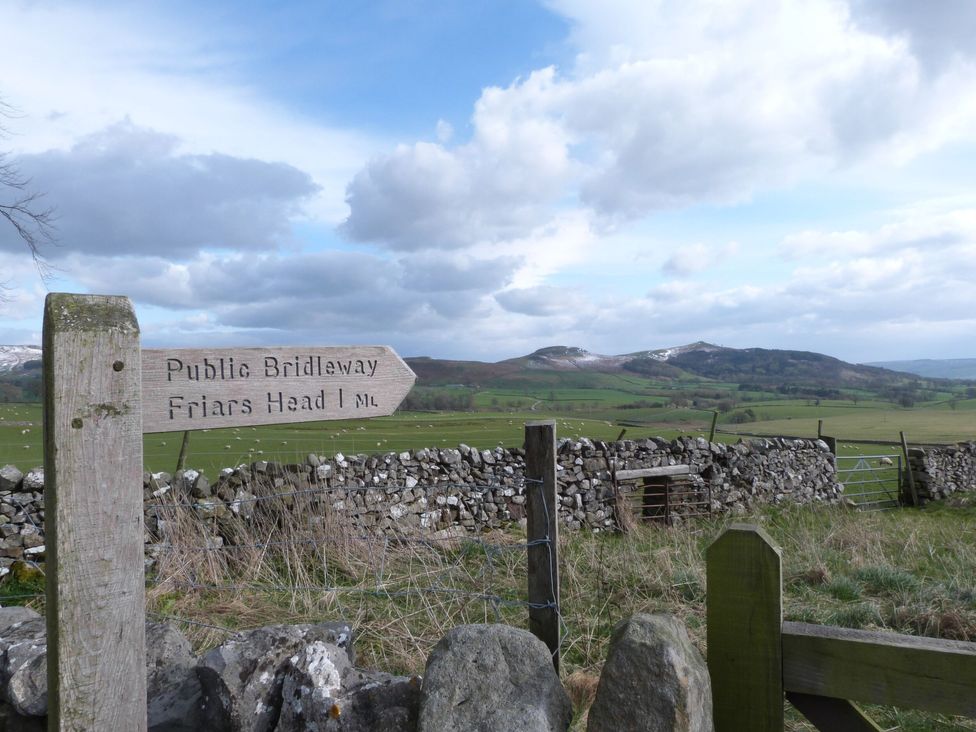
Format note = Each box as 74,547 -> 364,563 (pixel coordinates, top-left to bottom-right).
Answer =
707,524 -> 783,732
525,420 -> 560,672
44,293 -> 147,730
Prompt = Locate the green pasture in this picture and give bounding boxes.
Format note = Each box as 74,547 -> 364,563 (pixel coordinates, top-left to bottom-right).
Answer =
720,407 -> 976,444
5,385 -> 975,478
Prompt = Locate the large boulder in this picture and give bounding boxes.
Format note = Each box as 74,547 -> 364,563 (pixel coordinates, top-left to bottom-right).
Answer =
275,642 -> 420,731
197,622 -> 354,732
418,624 -> 571,732
587,614 -> 713,732
0,703 -> 44,731
0,608 -> 40,637
0,616 -> 209,726
0,616 -> 46,718
146,622 -> 204,732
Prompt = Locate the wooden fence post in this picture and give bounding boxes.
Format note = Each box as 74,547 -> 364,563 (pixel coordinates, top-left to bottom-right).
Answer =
524,420 -> 560,672
707,524 -> 783,732
43,293 -> 147,730
900,431 -> 920,507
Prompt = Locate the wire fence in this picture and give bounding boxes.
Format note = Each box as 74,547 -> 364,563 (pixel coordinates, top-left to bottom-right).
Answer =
142,472 -> 564,672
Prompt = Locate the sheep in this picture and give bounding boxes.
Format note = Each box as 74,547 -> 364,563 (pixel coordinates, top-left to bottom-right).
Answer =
879,456 -> 894,466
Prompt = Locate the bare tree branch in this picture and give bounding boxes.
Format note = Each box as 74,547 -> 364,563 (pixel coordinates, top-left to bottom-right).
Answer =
0,97 -> 57,295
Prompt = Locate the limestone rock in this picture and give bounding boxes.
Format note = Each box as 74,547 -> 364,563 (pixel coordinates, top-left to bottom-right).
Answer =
418,624 -> 570,732
197,622 -> 353,732
0,617 -> 46,717
0,608 -> 40,636
146,622 -> 204,732
587,614 -> 713,732
0,703 -> 44,731
0,466 -> 23,493
21,471 -> 43,493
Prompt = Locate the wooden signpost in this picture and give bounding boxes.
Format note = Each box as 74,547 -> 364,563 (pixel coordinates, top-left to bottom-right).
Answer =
142,346 -> 415,433
43,293 -> 416,730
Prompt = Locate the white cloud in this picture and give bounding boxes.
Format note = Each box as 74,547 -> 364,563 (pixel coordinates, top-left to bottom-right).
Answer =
342,0 -> 976,253
0,2 -> 381,223
661,242 -> 740,276
0,122 -> 319,259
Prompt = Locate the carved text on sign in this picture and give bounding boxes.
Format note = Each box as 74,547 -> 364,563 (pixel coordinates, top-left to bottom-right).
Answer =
141,347 -> 415,433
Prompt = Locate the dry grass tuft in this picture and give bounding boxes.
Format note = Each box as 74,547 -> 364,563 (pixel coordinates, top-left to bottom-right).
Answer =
143,480 -> 976,731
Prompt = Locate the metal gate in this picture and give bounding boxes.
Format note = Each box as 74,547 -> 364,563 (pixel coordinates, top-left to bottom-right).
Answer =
835,453 -> 902,511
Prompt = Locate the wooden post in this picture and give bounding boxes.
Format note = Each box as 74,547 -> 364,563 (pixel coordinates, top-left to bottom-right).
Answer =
524,420 -> 560,672
43,294 -> 147,731
175,429 -> 191,473
900,431 -> 920,507
707,524 -> 783,732
709,410 -> 718,442
817,419 -> 823,439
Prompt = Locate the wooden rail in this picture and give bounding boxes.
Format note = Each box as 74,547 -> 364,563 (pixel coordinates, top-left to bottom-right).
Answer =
707,525 -> 976,731
614,464 -> 691,481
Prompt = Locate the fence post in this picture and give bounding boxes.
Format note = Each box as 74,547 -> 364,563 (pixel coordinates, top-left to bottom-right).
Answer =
524,420 -> 560,672
43,293 -> 147,730
900,431 -> 920,507
707,524 -> 783,732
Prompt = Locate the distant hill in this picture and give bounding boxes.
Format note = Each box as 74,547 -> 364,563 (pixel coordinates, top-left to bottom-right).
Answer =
0,346 -> 43,402
406,342 -> 919,390
0,345 -> 42,373
865,358 -> 976,380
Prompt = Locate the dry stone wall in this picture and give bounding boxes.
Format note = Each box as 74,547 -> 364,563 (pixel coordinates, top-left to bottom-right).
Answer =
908,442 -> 976,501
1,435 -> 847,568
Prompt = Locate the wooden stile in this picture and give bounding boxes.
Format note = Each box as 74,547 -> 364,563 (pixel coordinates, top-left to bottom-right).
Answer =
524,420 -> 561,672
43,293 -> 147,731
786,692 -> 883,732
706,524 -> 783,732
783,622 -> 976,717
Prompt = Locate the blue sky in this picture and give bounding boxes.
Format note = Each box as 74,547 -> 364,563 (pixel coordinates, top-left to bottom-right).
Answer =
1,0 -> 975,363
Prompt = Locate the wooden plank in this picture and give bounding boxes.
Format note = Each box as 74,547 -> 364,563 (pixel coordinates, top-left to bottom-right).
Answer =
900,431 -> 920,506
786,692 -> 884,732
524,420 -> 560,672
141,346 -> 416,433
707,524 -> 784,732
615,464 -> 691,481
43,293 -> 147,731
782,621 -> 976,717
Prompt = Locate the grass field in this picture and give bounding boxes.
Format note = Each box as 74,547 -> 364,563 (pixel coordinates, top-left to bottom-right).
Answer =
4,392 -> 975,477
70,494 -> 976,730
3,379 -> 976,729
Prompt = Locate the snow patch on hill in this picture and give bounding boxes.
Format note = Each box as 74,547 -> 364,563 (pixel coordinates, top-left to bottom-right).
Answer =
0,345 -> 42,373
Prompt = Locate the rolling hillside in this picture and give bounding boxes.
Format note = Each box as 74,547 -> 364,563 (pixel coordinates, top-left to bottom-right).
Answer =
406,342 -> 922,390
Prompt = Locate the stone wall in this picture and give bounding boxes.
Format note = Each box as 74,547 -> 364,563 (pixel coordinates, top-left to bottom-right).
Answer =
0,435 -> 843,569
908,442 -> 976,501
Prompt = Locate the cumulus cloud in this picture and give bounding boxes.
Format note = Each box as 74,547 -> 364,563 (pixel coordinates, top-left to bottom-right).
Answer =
661,242 -> 740,276
341,0 -> 976,251
781,205 -> 976,259
0,122 -> 319,259
495,285 -> 582,316
341,71 -> 573,250
849,0 -> 976,72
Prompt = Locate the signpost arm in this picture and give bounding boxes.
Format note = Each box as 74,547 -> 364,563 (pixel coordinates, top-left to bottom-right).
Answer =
44,293 -> 147,731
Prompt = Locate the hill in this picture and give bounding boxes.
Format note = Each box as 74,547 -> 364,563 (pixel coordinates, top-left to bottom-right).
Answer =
0,346 -> 41,373
406,342 -> 915,390
0,346 -> 43,402
865,358 -> 976,380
